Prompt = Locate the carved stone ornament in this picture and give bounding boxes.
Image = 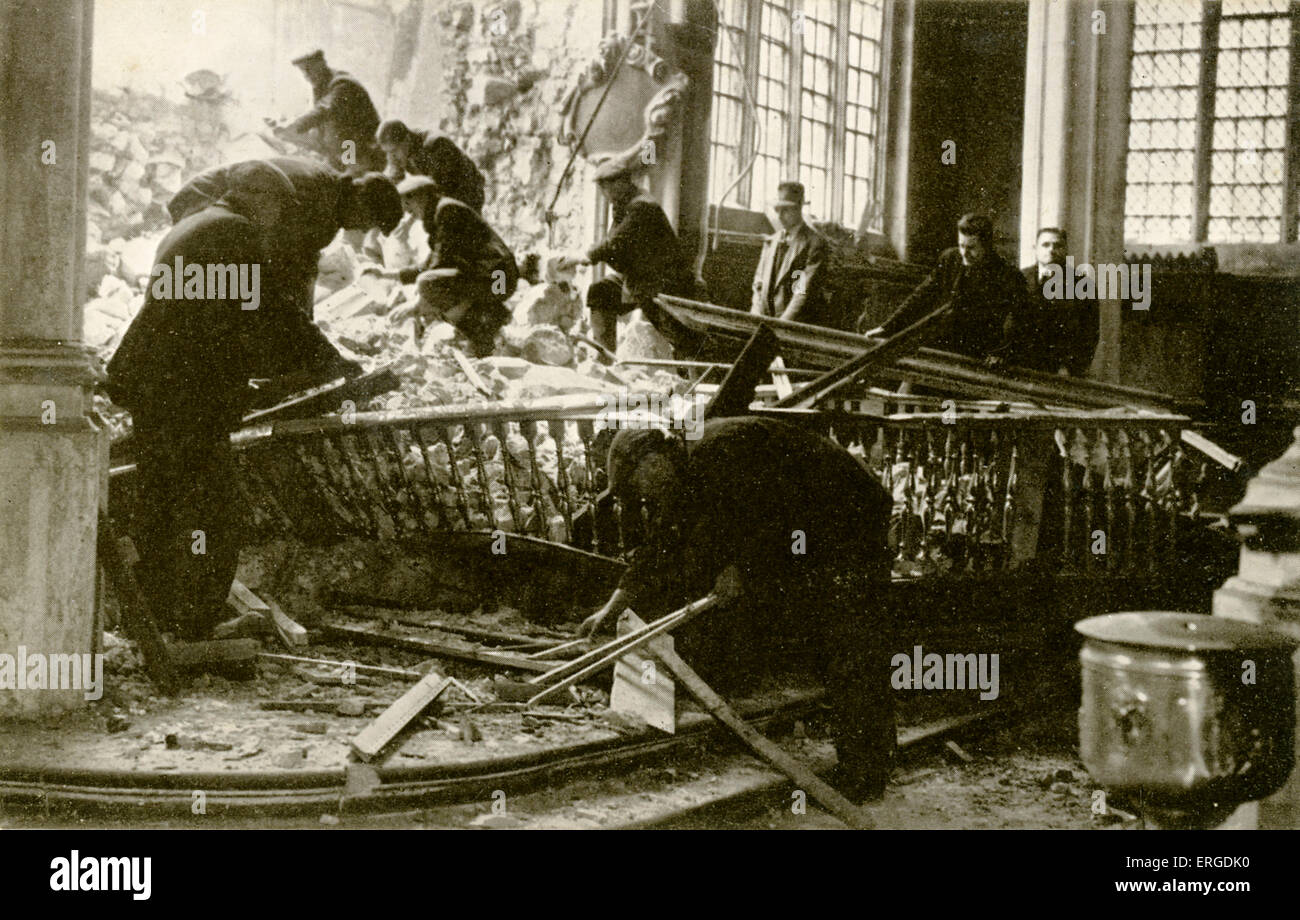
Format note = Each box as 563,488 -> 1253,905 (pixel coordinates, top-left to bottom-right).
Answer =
558,26 -> 689,178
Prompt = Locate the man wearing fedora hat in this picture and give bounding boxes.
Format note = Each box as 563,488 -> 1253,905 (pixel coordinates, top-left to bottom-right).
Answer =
282,50 -> 384,175
751,181 -> 829,324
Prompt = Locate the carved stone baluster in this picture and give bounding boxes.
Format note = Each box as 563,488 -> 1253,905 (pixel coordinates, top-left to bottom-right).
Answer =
896,429 -> 917,572
1060,432 -> 1077,573
940,428 -> 958,569
575,419 -> 598,489
552,421 -> 575,541
491,421 -> 526,534
323,433 -> 379,538
405,425 -> 450,531
1002,430 -> 1017,571
1138,430 -> 1159,576
436,425 -> 474,530
464,423 -> 496,527
1165,430 -> 1185,570
956,435 -> 974,574
1114,430 -> 1134,574
1099,430 -> 1117,573
918,427 -> 939,565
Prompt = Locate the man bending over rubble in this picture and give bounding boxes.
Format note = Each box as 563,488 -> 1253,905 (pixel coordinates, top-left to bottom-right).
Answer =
106,162 -> 364,641
375,175 -> 518,357
579,417 -> 898,802
375,118 -> 485,213
167,156 -> 402,317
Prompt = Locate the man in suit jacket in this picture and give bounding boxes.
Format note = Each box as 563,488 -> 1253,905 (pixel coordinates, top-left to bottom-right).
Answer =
1011,227 -> 1099,376
167,157 -> 401,316
862,213 -> 1024,363
106,181 -> 361,641
284,49 -> 384,174
375,118 -> 486,213
578,160 -> 697,354
750,181 -> 829,324
579,417 -> 897,803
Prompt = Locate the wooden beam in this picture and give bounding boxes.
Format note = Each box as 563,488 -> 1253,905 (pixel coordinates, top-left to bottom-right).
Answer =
704,323 -> 781,419
351,671 -> 453,762
167,638 -> 260,671
96,513 -> 177,693
325,593 -> 568,649
319,623 -> 554,673
525,595 -> 720,687
650,642 -> 875,829
257,652 -> 423,680
241,365 -> 401,425
228,579 -> 308,648
775,303 -> 951,409
451,347 -> 494,398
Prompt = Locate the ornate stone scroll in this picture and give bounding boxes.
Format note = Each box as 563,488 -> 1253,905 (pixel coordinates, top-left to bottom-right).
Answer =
558,18 -> 689,178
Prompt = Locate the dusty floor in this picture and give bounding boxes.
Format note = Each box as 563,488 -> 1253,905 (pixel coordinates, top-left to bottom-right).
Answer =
1,532 -> 1114,830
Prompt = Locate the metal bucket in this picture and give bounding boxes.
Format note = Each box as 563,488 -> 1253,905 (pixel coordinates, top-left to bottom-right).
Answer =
1077,612 -> 1297,812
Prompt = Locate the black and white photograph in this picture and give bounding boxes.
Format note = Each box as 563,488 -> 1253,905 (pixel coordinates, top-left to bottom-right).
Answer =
0,0 -> 1297,879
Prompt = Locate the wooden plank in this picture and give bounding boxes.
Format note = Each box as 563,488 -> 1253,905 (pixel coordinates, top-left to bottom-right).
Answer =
325,593 -> 567,649
451,347 -> 495,398
650,642 -> 875,829
776,303 -> 952,409
227,579 -> 308,648
96,513 -> 178,693
319,622 -> 554,673
1180,429 -> 1243,472
525,595 -> 719,687
704,323 -> 780,419
351,671 -> 453,762
656,295 -> 1200,413
769,356 -> 794,400
257,652 -> 423,681
241,366 -> 401,425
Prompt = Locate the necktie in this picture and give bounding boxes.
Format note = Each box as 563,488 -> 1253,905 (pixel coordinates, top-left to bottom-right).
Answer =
770,234 -> 788,292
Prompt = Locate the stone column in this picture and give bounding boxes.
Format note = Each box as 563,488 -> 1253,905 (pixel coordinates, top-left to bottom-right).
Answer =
1213,427 -> 1300,829
0,0 -> 104,718
1019,0 -> 1132,383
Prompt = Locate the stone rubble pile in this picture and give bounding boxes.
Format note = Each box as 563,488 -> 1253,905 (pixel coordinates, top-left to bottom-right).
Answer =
84,82 -> 685,463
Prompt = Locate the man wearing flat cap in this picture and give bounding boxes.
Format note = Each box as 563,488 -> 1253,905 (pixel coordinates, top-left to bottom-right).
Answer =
168,156 -> 402,317
375,118 -> 485,214
750,181 -> 829,324
282,50 -> 384,175
376,175 -> 518,356
568,160 -> 697,355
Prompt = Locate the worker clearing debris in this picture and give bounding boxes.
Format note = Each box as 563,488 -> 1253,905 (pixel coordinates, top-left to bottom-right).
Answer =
579,416 -> 898,803
372,175 -> 518,357
166,156 -> 402,317
105,162 -> 365,642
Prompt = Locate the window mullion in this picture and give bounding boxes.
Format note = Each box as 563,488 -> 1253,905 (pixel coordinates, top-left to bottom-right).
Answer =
788,0 -> 804,179
738,0 -> 762,209
829,0 -> 851,224
1193,1 -> 1223,242
1284,0 -> 1300,241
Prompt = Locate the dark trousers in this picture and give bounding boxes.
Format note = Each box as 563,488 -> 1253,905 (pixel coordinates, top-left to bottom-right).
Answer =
586,277 -> 700,356
667,558 -> 897,790
131,424 -> 242,641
